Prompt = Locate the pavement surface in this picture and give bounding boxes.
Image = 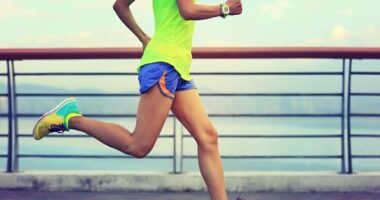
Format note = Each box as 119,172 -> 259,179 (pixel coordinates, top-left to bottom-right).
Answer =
0,191 -> 380,200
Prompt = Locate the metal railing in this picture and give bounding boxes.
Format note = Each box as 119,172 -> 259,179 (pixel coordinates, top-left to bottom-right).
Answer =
1,47 -> 380,173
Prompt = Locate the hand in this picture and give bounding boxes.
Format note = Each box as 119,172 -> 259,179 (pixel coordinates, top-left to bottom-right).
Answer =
226,0 -> 243,15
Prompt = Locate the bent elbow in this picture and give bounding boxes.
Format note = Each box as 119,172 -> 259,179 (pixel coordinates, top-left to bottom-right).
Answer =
113,0 -> 122,11
179,8 -> 194,20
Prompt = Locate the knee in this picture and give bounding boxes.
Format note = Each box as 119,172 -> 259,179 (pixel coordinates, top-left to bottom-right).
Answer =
133,146 -> 151,158
123,142 -> 153,159
197,125 -> 219,150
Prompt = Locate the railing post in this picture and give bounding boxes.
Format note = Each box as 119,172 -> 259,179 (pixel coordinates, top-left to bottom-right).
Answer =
6,60 -> 18,172
173,117 -> 183,174
342,58 -> 353,174
347,59 -> 353,173
340,59 -> 346,173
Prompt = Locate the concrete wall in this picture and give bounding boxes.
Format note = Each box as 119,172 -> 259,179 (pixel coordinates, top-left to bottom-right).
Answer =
1,171 -> 380,192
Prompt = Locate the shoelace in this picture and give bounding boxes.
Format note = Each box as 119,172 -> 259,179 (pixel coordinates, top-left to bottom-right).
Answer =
48,123 -> 65,133
236,195 -> 245,200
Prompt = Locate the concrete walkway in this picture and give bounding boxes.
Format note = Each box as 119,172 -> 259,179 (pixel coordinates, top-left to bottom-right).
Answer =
3,172 -> 380,193
1,191 -> 380,200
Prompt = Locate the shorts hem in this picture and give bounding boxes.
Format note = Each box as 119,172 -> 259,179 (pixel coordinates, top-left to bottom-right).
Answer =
139,80 -> 159,94
175,86 -> 198,92
140,82 -> 175,100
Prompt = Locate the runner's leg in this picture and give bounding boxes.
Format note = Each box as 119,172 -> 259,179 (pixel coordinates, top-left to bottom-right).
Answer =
69,85 -> 172,158
171,89 -> 228,200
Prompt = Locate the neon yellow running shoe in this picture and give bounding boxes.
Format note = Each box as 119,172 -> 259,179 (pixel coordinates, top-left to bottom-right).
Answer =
33,97 -> 82,140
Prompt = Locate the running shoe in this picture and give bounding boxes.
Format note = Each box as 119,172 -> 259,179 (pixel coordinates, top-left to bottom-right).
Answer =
33,97 -> 82,140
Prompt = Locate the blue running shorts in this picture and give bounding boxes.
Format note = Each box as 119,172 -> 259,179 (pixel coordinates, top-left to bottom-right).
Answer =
138,62 -> 196,99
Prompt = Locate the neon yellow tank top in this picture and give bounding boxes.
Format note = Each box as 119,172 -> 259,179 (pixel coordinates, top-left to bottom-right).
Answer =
138,0 -> 195,81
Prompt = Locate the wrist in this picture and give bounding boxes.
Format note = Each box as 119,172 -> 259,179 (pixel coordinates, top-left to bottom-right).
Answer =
139,35 -> 149,43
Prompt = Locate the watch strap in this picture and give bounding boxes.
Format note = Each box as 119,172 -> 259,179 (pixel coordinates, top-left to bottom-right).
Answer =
220,4 -> 228,18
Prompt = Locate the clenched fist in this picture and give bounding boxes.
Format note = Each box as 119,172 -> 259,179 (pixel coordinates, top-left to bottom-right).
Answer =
226,0 -> 243,15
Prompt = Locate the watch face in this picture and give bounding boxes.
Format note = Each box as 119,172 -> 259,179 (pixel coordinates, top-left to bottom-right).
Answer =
222,5 -> 230,14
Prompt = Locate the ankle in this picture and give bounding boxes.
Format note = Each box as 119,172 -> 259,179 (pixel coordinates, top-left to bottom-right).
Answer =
68,116 -> 83,129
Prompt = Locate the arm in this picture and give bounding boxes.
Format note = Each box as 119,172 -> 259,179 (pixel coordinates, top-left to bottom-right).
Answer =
113,0 -> 150,49
177,0 -> 242,20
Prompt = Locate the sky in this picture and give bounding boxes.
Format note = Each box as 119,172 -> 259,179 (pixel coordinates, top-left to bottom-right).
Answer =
0,0 -> 379,48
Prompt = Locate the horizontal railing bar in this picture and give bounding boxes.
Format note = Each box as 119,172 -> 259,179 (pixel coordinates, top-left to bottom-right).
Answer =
18,154 -> 173,159
16,133 -> 342,138
14,72 -> 343,76
15,72 -> 138,76
18,114 -> 174,118
351,134 -> 380,138
1,47 -> 380,60
192,72 -> 343,76
0,114 -> 8,117
0,134 -> 7,137
351,93 -> 380,96
184,155 -> 342,159
16,93 -> 141,97
17,113 -> 342,118
17,114 -> 139,117
15,93 -> 343,97
17,134 -> 174,138
0,155 -> 7,158
201,93 -> 342,97
15,134 -> 343,139
209,114 -> 342,117
351,114 -> 380,117
352,155 -> 380,159
0,73 -> 7,76
351,72 -> 380,75
183,134 -> 342,138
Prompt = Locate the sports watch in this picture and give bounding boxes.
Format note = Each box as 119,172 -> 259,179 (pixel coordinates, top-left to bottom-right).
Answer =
220,3 -> 230,18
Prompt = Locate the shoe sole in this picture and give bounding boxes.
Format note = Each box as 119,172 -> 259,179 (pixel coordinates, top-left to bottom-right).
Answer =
33,97 -> 76,140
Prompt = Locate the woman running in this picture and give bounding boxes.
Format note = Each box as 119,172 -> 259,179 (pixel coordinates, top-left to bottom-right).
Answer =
33,0 -> 242,199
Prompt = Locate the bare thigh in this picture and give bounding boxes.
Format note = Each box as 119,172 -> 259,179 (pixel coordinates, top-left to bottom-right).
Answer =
171,89 -> 216,144
132,85 -> 173,149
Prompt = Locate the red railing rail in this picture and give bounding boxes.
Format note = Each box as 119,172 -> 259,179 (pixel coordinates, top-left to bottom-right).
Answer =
1,47 -> 380,60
